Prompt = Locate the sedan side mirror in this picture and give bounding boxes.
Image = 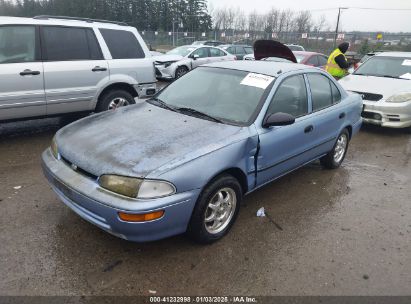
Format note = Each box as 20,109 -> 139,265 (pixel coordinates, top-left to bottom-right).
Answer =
192,54 -> 200,60
263,112 -> 295,128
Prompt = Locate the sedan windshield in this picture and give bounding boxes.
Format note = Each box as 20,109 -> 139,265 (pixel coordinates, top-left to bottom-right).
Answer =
167,46 -> 196,57
152,67 -> 274,125
354,56 -> 411,79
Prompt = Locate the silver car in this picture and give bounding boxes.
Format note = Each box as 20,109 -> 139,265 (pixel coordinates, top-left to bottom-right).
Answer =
0,16 -> 156,122
340,52 -> 411,130
153,45 -> 236,80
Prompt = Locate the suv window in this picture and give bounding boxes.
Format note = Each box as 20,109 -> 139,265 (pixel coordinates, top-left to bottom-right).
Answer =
192,47 -> 209,58
267,74 -> 308,117
307,73 -> 334,111
0,26 -> 37,64
100,29 -> 145,59
210,48 -> 225,57
42,26 -> 101,61
244,47 -> 253,54
235,46 -> 245,54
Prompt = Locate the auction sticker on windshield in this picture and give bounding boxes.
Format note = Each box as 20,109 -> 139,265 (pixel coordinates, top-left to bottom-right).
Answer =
241,73 -> 275,89
401,59 -> 411,66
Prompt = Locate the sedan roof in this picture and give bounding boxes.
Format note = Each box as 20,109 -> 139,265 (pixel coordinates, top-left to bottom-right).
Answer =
203,60 -> 309,77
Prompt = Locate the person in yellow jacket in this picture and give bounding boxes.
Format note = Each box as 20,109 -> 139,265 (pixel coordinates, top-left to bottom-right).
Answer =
326,42 -> 351,79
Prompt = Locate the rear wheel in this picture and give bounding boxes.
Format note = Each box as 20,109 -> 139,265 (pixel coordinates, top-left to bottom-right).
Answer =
187,174 -> 242,244
96,89 -> 135,113
320,129 -> 350,169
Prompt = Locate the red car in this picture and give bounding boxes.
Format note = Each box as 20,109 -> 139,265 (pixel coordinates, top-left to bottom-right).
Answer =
293,51 -> 328,69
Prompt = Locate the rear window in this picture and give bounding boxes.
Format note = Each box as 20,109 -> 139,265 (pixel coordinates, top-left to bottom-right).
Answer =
100,29 -> 145,59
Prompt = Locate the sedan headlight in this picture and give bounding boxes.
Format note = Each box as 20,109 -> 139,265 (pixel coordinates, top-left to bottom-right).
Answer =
386,93 -> 411,103
51,136 -> 59,159
99,175 -> 176,199
155,61 -> 175,68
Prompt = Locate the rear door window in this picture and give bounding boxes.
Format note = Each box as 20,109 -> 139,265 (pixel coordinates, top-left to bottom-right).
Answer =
0,26 -> 37,64
100,28 -> 145,59
330,81 -> 341,104
307,73 -> 334,111
42,26 -> 94,61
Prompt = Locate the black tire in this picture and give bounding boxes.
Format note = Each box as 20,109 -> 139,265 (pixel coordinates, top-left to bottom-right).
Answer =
96,89 -> 135,113
175,66 -> 189,79
187,174 -> 242,244
320,129 -> 350,169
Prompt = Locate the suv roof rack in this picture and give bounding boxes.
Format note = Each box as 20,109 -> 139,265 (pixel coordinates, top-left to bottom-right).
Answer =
33,15 -> 128,26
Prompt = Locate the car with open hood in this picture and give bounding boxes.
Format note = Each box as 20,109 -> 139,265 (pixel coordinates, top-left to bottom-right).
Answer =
340,52 -> 411,130
153,45 -> 236,80
42,59 -> 362,244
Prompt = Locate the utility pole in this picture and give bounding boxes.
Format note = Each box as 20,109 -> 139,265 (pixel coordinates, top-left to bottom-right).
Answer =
334,7 -> 348,49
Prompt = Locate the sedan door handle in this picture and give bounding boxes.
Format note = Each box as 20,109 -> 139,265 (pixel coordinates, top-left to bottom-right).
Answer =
304,125 -> 314,133
339,112 -> 346,119
92,66 -> 107,72
20,69 -> 40,76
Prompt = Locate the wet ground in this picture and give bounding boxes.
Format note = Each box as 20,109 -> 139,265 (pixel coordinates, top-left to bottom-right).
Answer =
0,111 -> 410,296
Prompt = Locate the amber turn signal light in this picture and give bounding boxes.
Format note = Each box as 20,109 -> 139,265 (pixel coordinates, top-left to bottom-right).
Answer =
118,210 -> 164,222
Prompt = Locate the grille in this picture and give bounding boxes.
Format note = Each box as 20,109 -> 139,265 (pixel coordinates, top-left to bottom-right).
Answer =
60,156 -> 97,180
351,91 -> 383,101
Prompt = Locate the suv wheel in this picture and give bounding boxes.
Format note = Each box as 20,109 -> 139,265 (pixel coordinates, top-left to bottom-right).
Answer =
187,174 -> 242,244
320,129 -> 350,169
96,90 -> 135,112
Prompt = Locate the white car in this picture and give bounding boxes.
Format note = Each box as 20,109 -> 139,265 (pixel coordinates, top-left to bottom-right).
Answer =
339,52 -> 411,130
153,45 -> 236,80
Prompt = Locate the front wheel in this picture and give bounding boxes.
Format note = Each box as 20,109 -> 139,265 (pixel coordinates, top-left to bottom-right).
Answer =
175,66 -> 189,79
187,175 -> 242,244
320,129 -> 350,169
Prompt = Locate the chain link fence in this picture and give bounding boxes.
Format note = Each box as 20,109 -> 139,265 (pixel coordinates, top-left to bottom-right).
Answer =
142,30 -> 411,55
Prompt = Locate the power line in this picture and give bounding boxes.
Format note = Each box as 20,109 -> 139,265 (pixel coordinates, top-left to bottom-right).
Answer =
311,7 -> 411,12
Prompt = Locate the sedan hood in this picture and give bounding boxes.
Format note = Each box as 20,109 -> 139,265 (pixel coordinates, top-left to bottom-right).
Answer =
339,74 -> 411,98
153,54 -> 184,63
56,103 -> 244,178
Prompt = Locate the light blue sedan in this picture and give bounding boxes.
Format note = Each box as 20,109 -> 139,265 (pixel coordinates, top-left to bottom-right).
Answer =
42,61 -> 363,243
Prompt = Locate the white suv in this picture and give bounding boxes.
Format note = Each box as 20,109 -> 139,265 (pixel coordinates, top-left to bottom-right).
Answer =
0,16 -> 156,122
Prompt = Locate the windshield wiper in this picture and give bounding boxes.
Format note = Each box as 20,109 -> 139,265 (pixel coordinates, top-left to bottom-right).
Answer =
147,97 -> 177,112
175,107 -> 224,123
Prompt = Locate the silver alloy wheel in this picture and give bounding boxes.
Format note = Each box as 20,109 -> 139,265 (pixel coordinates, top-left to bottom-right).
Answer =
108,97 -> 129,110
204,188 -> 237,234
176,67 -> 187,78
334,133 -> 348,163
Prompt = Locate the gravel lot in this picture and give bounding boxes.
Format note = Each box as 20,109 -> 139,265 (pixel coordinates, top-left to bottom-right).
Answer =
0,102 -> 410,296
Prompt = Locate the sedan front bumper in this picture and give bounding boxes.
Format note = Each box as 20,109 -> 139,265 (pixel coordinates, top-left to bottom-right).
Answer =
41,149 -> 200,242
362,100 -> 411,128
154,64 -> 177,80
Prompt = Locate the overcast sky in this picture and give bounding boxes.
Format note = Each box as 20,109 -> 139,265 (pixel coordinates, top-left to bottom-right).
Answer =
208,0 -> 411,32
